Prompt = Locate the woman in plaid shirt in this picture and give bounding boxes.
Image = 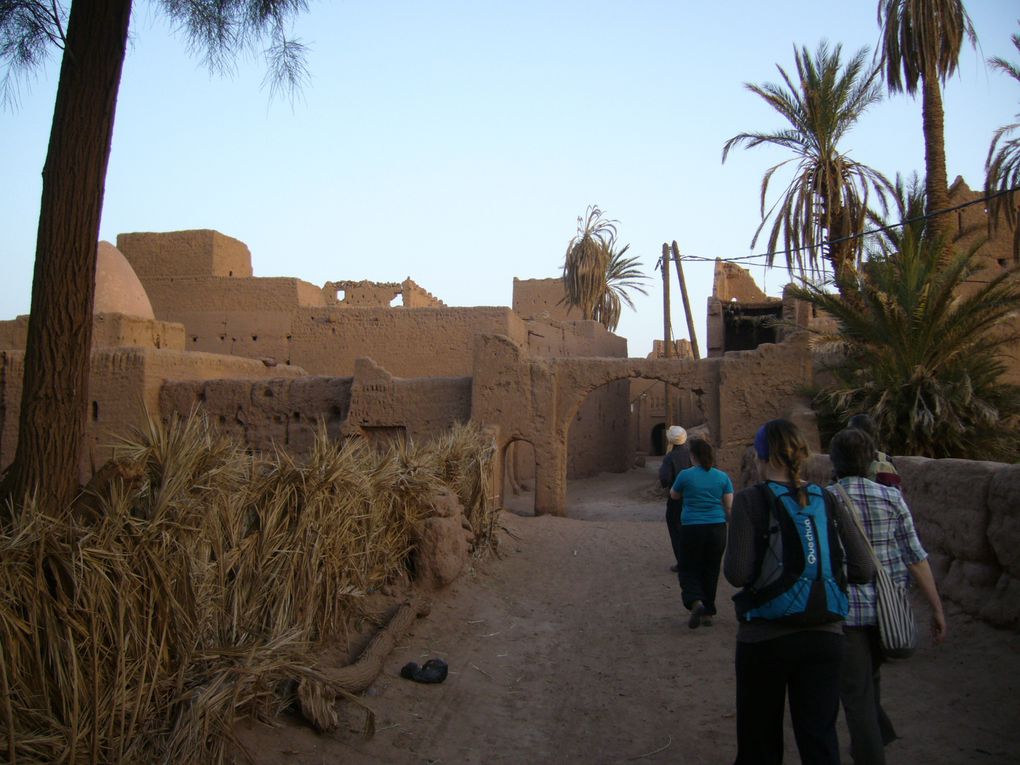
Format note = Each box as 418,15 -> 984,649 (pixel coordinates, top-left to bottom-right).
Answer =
827,428 -> 947,765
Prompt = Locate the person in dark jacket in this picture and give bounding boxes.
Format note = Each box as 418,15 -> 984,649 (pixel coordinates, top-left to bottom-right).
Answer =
658,425 -> 691,574
725,418 -> 875,765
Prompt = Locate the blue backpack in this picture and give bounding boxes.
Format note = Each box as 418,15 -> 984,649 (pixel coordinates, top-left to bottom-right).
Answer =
734,481 -> 849,625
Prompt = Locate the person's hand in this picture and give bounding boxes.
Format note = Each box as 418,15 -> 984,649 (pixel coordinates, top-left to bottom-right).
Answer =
930,610 -> 947,645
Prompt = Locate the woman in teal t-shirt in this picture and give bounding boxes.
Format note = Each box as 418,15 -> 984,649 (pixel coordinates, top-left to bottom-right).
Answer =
669,438 -> 733,628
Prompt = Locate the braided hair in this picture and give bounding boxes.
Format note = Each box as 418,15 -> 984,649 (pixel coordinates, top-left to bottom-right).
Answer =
762,419 -> 811,506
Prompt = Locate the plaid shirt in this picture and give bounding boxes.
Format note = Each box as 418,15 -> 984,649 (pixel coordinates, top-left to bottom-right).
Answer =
826,476 -> 928,627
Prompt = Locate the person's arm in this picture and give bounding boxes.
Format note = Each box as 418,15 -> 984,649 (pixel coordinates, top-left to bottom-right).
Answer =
891,492 -> 947,644
907,558 -> 947,644
658,455 -> 672,488
722,492 -> 733,520
829,491 -> 876,584
669,470 -> 684,501
724,491 -> 757,586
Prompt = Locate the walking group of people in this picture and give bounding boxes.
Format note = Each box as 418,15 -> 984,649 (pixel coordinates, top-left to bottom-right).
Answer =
659,416 -> 946,764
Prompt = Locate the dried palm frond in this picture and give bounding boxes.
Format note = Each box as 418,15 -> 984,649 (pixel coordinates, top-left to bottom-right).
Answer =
1,409 -> 500,763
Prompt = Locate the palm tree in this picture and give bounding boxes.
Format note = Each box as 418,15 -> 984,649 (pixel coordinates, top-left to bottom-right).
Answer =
788,193 -> 1020,460
561,206 -> 648,332
984,25 -> 1020,260
722,42 -> 893,284
877,0 -> 977,246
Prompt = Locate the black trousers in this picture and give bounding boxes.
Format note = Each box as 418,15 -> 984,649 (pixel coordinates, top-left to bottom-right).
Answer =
665,498 -> 683,567
840,626 -> 897,765
677,522 -> 727,615
734,630 -> 845,765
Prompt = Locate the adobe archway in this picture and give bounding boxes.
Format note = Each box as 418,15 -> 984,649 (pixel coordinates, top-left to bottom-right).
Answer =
472,333 -> 816,516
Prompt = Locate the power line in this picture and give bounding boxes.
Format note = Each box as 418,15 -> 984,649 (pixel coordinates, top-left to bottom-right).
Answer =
671,186 -> 1019,268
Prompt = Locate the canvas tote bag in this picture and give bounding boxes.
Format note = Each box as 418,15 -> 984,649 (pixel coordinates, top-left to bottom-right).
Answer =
833,482 -> 918,659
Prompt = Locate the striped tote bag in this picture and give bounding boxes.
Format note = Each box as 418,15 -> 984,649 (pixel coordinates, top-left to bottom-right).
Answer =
834,483 -> 917,659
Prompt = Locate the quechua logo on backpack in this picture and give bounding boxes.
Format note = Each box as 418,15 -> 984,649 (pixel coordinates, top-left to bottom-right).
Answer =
735,481 -> 849,625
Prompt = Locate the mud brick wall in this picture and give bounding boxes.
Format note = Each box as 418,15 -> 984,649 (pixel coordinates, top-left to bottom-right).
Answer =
512,277 -> 576,322
117,230 -> 254,278
0,347 -> 303,482
286,307 -> 528,377
160,371 -> 472,460
893,457 -> 1020,631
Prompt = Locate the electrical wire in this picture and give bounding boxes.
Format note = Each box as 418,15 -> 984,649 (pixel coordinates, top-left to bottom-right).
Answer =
660,186 -> 1019,268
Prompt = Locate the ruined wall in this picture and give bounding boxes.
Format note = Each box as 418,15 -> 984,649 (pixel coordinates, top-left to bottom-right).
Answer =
323,280 -> 402,307
0,346 -> 304,481
114,230 -> 631,480
706,258 -> 785,358
159,359 -> 471,460
400,279 -> 447,308
512,277 -> 576,322
713,260 -> 770,303
321,278 -> 446,308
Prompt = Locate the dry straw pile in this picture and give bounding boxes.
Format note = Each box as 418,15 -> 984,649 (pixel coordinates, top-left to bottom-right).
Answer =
0,412 -> 498,764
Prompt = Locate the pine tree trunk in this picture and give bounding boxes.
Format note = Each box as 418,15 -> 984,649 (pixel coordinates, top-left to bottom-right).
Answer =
1,0 -> 133,516
922,74 -> 952,246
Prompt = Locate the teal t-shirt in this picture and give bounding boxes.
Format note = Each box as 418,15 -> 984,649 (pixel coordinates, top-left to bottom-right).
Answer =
671,466 -> 733,525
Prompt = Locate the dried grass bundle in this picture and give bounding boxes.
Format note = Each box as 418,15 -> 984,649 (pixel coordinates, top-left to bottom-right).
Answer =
425,421 -> 499,553
1,409 -> 498,763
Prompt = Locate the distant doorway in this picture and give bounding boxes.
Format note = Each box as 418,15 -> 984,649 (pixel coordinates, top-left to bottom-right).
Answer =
650,422 -> 667,456
502,439 -> 536,516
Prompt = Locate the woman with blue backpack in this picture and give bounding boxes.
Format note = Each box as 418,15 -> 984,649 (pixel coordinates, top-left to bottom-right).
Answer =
724,418 -> 874,765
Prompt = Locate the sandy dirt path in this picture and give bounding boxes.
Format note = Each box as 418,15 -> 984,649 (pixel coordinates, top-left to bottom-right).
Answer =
236,464 -> 1020,764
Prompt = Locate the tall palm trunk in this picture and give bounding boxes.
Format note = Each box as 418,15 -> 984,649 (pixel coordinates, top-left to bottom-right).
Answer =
2,0 -> 133,516
922,74 -> 953,246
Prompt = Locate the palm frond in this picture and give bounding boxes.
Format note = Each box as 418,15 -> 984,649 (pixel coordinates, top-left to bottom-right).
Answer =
723,41 -> 893,283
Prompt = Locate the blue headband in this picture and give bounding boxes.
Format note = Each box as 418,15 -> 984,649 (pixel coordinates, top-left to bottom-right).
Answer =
754,424 -> 770,460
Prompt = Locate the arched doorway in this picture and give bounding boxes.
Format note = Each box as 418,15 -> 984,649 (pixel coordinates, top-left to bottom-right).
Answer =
501,438 -> 537,516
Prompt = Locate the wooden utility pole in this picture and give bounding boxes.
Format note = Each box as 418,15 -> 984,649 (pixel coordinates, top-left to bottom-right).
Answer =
671,240 -> 701,359
661,243 -> 673,436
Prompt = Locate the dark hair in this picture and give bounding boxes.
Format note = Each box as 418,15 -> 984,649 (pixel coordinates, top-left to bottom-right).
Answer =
847,413 -> 877,440
829,428 -> 875,479
761,419 -> 810,506
689,438 -> 714,470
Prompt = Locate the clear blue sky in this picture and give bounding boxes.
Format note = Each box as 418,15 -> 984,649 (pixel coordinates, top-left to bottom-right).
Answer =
2,1 -> 1017,356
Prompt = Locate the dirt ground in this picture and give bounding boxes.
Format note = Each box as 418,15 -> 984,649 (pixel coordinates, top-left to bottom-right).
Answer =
235,464 -> 1020,764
